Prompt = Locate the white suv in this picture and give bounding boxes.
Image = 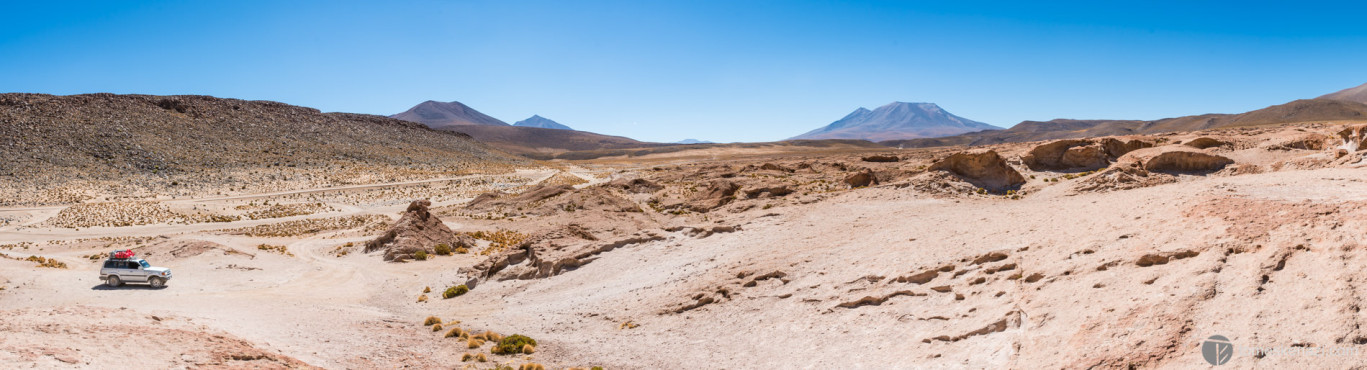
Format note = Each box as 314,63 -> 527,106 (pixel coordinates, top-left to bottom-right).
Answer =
101,257 -> 172,288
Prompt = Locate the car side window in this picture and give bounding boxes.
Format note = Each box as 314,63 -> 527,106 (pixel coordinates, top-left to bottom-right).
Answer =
103,261 -> 115,269
121,261 -> 134,269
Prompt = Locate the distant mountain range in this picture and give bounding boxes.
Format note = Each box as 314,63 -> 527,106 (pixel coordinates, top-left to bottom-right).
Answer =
513,115 -> 573,130
390,100 -> 508,127
1319,82 -> 1367,104
789,102 -> 1001,141
675,139 -> 713,144
885,85 -> 1367,148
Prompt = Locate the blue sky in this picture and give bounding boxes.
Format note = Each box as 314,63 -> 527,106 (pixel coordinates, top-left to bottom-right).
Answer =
3,1 -> 1366,143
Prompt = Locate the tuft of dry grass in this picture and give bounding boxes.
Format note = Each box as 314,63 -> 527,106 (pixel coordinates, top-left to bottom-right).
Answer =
467,338 -> 486,349
483,331 -> 503,342
476,353 -> 488,362
465,229 -> 529,255
461,353 -> 474,362
255,244 -> 294,257
618,320 -> 639,330
423,286 -> 431,293
445,327 -> 466,338
23,256 -> 68,269
432,323 -> 444,332
518,363 -> 545,370
423,316 -> 441,326
417,294 -> 428,303
443,284 -> 469,299
521,344 -> 535,354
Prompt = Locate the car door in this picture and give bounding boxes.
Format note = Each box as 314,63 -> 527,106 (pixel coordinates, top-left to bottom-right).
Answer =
122,261 -> 147,282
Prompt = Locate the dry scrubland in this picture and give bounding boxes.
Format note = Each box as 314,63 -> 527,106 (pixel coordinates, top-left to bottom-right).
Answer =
2,117 -> 1367,368
0,93 -> 527,206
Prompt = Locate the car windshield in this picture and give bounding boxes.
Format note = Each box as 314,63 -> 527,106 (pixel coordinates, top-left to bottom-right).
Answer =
139,260 -> 150,269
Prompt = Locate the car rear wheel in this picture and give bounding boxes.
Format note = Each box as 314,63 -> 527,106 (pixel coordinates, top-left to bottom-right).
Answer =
149,277 -> 165,288
106,276 -> 122,287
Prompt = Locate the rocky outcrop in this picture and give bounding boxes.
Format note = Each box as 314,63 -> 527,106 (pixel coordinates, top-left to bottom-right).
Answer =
1119,147 -> 1234,174
927,150 -> 1026,193
1259,133 -> 1331,151
687,180 -> 741,212
464,228 -> 666,281
1024,138 -> 1155,171
861,155 -> 900,163
606,178 -> 663,194
1099,138 -> 1154,158
1336,124 -> 1366,151
1183,137 -> 1228,149
1021,140 -> 1109,171
366,200 -> 468,261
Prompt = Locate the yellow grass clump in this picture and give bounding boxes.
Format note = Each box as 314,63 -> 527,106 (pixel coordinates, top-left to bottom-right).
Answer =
423,316 -> 441,326
445,327 -> 466,338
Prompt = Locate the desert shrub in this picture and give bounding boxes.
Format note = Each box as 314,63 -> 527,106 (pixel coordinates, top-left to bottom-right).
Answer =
455,246 -> 470,254
432,323 -> 443,332
443,284 -> 469,299
423,316 -> 441,326
493,334 -> 537,355
414,250 -> 428,261
519,363 -> 545,370
476,353 -> 488,362
461,353 -> 474,362
434,244 -> 452,256
467,338 -> 485,349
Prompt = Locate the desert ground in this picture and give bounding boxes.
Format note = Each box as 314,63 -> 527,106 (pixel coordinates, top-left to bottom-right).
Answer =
3,122 -> 1367,369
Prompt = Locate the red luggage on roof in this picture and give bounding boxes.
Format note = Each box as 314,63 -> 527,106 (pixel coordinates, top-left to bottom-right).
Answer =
113,250 -> 134,259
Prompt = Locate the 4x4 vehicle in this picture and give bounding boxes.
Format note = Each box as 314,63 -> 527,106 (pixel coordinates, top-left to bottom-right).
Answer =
100,250 -> 172,288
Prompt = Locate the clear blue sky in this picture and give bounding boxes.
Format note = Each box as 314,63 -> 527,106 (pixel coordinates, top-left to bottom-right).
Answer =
3,1 -> 1366,143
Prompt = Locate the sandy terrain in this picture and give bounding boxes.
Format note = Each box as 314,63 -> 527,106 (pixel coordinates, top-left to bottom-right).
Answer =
3,122 -> 1367,369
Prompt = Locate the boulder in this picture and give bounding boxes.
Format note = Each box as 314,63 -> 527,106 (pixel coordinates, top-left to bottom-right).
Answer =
366,200 -> 469,261
844,170 -> 878,188
927,150 -> 1026,193
1099,138 -> 1154,158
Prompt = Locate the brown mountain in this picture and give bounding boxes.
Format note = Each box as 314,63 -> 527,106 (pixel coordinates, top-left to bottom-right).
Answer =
1318,82 -> 1367,104
0,93 -> 523,205
884,98 -> 1367,148
436,125 -> 668,159
391,100 -> 508,127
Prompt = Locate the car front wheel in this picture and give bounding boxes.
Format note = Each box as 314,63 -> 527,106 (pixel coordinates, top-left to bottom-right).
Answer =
149,277 -> 165,288
106,276 -> 122,287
